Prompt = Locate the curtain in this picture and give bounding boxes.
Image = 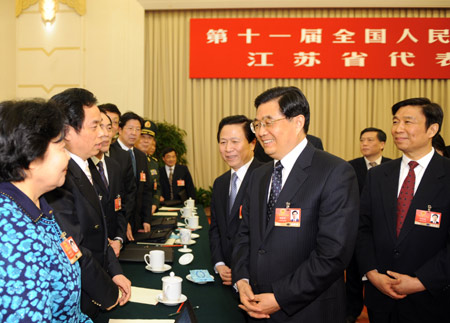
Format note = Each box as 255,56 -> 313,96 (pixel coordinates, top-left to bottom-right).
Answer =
144,8 -> 450,189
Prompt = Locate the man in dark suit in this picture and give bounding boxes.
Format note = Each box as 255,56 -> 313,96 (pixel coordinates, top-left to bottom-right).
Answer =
346,127 -> 391,323
159,147 -> 196,204
45,88 -> 131,318
357,98 -> 450,322
110,112 -> 153,239
232,86 -> 359,322
349,128 -> 392,194
209,115 -> 263,285
89,109 -> 127,257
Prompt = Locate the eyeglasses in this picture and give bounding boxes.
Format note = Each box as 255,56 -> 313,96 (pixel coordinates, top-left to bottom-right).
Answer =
250,117 -> 286,133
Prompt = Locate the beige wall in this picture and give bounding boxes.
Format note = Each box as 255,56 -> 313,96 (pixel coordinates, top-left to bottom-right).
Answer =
9,0 -> 145,116
0,1 -> 16,100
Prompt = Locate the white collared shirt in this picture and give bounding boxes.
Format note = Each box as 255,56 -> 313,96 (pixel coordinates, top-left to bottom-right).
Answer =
117,138 -> 131,151
364,156 -> 383,169
229,157 -> 254,195
165,165 -> 175,178
397,148 -> 435,196
91,155 -> 109,183
267,137 -> 308,200
69,151 -> 93,185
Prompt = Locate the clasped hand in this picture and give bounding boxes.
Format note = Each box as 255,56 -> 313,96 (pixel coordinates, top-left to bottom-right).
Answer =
236,280 -> 280,319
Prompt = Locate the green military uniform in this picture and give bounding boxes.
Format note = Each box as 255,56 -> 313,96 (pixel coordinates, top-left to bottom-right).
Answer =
141,119 -> 161,209
147,154 -> 161,209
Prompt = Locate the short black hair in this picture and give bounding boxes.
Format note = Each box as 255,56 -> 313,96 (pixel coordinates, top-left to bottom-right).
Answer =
254,86 -> 310,133
161,147 -> 176,158
217,115 -> 255,143
392,98 -> 443,135
119,112 -> 143,129
0,99 -> 65,182
360,127 -> 387,143
98,106 -> 112,124
99,103 -> 121,117
50,88 -> 97,133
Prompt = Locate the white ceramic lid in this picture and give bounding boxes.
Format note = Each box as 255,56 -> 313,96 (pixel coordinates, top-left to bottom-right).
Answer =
178,253 -> 194,265
162,271 -> 182,283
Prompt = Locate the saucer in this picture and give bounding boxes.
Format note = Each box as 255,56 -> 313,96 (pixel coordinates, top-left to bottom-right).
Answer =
186,274 -> 215,284
179,253 -> 194,265
175,238 -> 197,245
186,225 -> 202,231
191,233 -> 200,239
145,264 -> 172,273
157,293 -> 187,306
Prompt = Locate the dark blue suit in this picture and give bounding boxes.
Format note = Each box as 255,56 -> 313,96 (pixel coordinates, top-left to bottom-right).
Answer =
233,143 -> 359,322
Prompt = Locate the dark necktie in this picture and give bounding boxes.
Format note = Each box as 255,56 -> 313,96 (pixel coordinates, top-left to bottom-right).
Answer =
267,161 -> 283,223
97,161 -> 109,191
129,149 -> 136,177
229,172 -> 238,214
169,167 -> 174,200
396,161 -> 418,237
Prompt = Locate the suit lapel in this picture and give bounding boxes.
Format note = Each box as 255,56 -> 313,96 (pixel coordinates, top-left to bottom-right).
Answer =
397,154 -> 445,244
263,144 -> 314,239
380,159 -> 401,242
69,159 -> 103,216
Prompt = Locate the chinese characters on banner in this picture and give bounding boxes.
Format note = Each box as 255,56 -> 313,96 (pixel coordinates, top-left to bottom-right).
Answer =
189,18 -> 450,79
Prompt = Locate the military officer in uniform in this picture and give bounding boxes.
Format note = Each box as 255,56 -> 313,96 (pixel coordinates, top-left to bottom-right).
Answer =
135,119 -> 161,214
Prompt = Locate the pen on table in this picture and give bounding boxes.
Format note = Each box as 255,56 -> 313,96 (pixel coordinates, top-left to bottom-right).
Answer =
136,242 -> 183,247
168,305 -> 200,317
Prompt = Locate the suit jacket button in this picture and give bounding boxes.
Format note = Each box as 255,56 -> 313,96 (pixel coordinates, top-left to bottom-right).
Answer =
94,224 -> 100,229
258,249 -> 266,255
393,249 -> 400,258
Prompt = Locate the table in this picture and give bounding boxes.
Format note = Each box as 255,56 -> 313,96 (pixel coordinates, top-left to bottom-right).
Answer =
95,206 -> 246,323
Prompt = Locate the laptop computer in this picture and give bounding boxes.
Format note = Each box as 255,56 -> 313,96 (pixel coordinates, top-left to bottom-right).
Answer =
118,244 -> 174,263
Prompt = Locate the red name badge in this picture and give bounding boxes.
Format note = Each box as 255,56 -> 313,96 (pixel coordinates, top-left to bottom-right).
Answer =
115,195 -> 122,211
60,236 -> 82,264
140,171 -> 146,182
274,208 -> 301,227
415,209 -> 441,228
153,180 -> 157,191
239,205 -> 243,220
177,179 -> 185,186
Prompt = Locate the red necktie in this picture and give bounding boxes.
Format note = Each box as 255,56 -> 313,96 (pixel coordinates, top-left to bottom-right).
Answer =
396,161 -> 419,237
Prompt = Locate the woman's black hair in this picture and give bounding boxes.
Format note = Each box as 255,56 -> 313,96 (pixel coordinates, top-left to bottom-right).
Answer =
0,99 -> 65,182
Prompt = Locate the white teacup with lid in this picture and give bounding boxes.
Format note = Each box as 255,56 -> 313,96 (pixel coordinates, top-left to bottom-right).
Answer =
184,197 -> 195,208
162,272 -> 183,301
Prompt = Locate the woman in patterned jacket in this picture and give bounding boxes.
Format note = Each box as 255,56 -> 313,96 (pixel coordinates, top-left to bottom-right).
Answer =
0,100 -> 92,322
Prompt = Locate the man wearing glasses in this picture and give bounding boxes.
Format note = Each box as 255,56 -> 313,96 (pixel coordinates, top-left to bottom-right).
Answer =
232,86 -> 359,323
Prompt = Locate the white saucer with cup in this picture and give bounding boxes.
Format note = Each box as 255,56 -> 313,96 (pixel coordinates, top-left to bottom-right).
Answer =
184,215 -> 199,229
180,206 -> 194,218
144,250 -> 171,273
158,272 -> 186,305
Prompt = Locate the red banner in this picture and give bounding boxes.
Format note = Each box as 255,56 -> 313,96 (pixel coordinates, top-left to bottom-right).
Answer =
189,18 -> 450,79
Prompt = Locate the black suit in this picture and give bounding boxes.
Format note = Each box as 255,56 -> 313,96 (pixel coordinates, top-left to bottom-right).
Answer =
348,156 -> 392,193
159,164 -> 196,202
45,159 -> 121,317
346,155 -> 391,320
357,153 -> 450,322
110,141 -> 152,232
232,143 -> 359,322
209,158 -> 263,267
108,143 -> 137,229
89,156 -> 127,241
